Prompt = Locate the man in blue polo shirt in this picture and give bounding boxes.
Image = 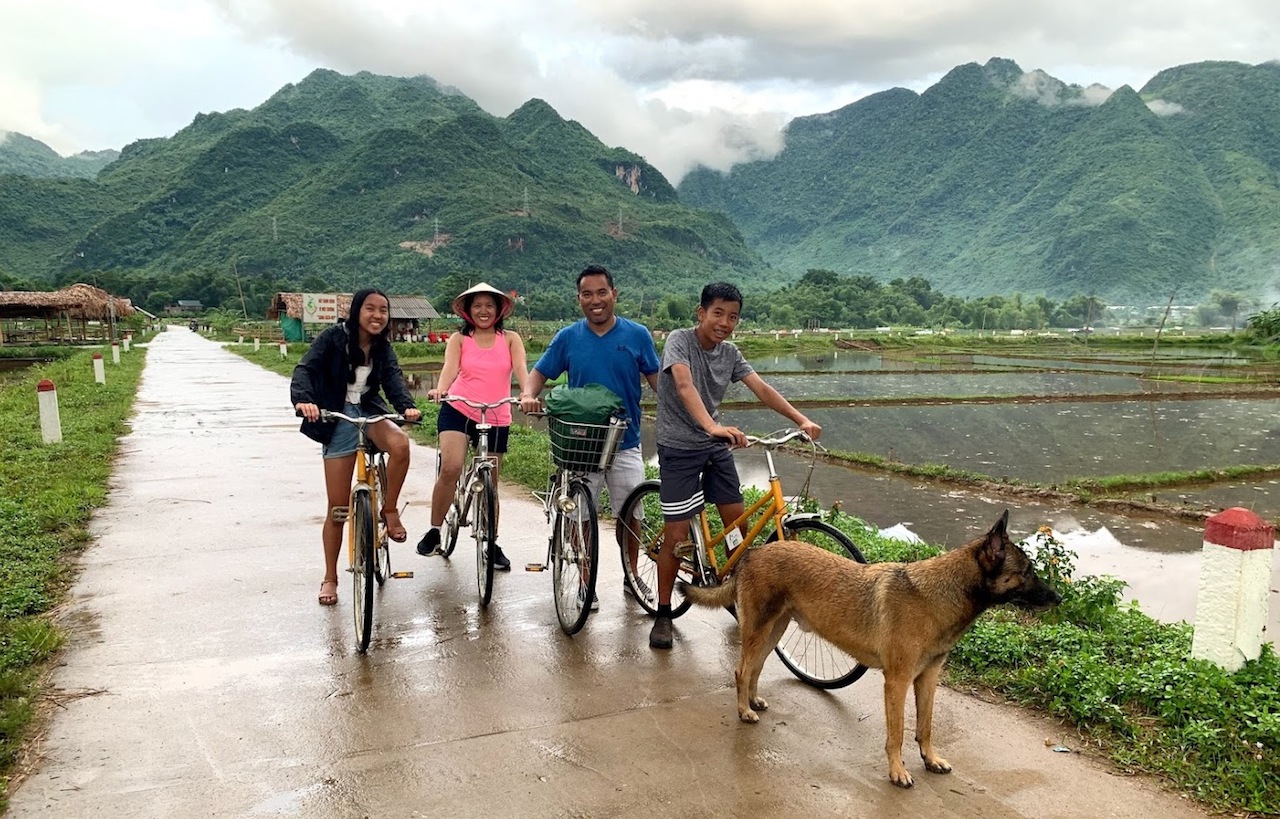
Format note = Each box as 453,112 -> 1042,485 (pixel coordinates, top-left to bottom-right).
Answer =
523,265 -> 661,609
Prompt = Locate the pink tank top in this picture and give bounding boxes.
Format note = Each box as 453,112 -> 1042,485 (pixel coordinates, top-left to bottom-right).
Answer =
450,332 -> 514,425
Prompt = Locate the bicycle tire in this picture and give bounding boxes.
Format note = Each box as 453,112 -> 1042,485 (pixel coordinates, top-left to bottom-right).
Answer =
616,480 -> 696,619
766,519 -> 869,688
373,457 -> 391,585
552,479 -> 598,635
474,468 -> 497,606
352,490 -> 377,653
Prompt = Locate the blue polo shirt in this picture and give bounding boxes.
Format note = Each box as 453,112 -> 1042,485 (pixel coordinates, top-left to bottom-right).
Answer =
534,317 -> 660,450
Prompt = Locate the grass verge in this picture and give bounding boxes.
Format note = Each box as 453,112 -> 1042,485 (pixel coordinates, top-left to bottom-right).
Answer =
0,347 -> 145,811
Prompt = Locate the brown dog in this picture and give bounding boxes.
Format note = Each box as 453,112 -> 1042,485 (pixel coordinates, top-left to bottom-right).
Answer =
680,510 -> 1060,787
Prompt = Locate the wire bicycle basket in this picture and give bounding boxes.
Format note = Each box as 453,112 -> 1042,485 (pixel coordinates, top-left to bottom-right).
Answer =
548,414 -> 629,473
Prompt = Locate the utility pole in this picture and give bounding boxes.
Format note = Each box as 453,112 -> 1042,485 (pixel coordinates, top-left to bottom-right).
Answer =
523,186 -> 530,216
272,215 -> 278,242
233,258 -> 249,320
434,217 -> 440,243
1152,290 -> 1176,361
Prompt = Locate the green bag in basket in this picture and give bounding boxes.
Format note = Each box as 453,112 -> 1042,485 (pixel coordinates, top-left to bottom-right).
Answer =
543,383 -> 625,424
543,384 -> 627,472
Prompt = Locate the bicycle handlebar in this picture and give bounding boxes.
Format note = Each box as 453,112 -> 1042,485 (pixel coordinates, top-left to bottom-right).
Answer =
436,395 -> 522,411
316,409 -> 408,426
743,429 -> 821,449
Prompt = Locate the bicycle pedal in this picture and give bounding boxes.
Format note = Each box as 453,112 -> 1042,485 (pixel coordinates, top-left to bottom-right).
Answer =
390,571 -> 414,579
331,506 -> 350,522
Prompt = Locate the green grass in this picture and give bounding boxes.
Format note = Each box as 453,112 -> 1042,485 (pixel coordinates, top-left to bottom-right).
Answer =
0,346 -> 145,811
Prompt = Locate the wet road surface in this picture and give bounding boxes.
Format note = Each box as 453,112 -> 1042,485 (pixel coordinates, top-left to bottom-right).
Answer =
9,329 -> 1211,818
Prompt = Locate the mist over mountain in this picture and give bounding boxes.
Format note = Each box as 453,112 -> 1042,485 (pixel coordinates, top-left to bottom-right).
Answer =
0,69 -> 769,301
679,58 -> 1280,306
2,60 -> 1278,310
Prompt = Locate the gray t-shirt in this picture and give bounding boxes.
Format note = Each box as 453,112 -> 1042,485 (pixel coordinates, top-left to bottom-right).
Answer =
656,327 -> 755,450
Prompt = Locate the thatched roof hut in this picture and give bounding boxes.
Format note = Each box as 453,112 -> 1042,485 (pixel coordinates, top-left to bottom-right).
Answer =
267,292 -> 441,341
0,283 -> 136,320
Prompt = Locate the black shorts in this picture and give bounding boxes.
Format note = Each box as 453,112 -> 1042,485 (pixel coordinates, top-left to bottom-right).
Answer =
437,402 -> 510,454
657,444 -> 742,522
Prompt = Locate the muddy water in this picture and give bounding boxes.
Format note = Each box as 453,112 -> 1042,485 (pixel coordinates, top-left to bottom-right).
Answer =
721,399 -> 1280,484
726,371 -> 1201,400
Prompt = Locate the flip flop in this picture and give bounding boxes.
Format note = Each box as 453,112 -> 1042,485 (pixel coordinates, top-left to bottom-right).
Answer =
382,509 -> 408,543
318,579 -> 339,606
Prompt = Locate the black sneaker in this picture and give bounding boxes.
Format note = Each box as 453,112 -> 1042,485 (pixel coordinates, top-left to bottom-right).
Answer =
492,544 -> 511,571
649,615 -> 673,650
416,528 -> 441,556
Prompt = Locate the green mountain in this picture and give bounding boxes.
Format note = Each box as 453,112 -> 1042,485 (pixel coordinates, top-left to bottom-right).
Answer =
0,132 -> 119,178
679,58 -> 1280,304
0,69 -> 769,307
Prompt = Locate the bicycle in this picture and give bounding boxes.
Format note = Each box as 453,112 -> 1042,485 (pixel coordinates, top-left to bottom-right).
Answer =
319,409 -> 407,653
432,395 -> 521,606
616,429 -> 870,688
528,411 -> 629,635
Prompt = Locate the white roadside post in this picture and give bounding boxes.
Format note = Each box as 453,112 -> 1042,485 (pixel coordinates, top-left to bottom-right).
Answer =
111,341 -> 120,364
123,334 -> 131,352
1191,507 -> 1275,672
92,352 -> 105,384
37,379 -> 62,444
279,341 -> 288,358
254,337 -> 260,351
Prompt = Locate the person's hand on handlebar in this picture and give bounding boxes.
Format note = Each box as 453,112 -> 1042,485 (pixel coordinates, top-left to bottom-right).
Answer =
403,406 -> 422,423
427,387 -> 444,402
519,391 -> 541,414
295,402 -> 321,423
710,423 -> 748,449
797,417 -> 822,443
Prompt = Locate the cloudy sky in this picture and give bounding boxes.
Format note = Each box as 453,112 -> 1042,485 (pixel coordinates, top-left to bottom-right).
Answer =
1,0 -> 1277,182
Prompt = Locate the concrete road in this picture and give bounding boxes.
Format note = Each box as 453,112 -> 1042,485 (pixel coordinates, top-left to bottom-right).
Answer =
9,329 -> 1208,818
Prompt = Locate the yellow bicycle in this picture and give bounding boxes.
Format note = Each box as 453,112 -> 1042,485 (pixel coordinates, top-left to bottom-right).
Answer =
321,409 -> 405,653
617,429 -> 869,688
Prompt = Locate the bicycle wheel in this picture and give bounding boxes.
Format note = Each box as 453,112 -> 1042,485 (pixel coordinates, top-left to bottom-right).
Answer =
473,468 -> 497,606
616,480 -> 696,619
767,518 -> 868,688
351,489 -> 377,653
436,451 -> 462,557
552,479 -> 598,635
373,456 -> 391,585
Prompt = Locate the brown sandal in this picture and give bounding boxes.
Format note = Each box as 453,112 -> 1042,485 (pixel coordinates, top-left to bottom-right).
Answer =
382,508 -> 408,543
318,579 -> 339,606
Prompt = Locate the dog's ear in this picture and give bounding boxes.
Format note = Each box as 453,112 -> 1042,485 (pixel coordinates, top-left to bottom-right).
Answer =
977,511 -> 1010,573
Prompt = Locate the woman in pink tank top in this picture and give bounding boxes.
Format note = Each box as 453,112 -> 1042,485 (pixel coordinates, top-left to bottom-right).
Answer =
416,282 -> 536,569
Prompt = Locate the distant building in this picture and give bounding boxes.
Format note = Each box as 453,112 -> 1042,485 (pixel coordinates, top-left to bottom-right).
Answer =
165,300 -> 203,315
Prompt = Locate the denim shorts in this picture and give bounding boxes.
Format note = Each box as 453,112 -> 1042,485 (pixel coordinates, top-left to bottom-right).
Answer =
437,401 -> 510,454
657,444 -> 742,522
322,402 -> 367,459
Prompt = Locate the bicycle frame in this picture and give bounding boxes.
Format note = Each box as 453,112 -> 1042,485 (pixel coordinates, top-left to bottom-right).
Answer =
685,432 -> 815,582
438,395 -> 518,525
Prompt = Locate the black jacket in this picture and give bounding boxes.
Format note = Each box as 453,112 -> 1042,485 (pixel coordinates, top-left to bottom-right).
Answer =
289,325 -> 417,444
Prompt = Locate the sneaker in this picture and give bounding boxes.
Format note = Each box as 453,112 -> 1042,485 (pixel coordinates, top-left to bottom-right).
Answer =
649,615 -> 673,650
416,528 -> 441,556
492,544 -> 511,571
576,587 -> 600,611
624,575 -> 653,604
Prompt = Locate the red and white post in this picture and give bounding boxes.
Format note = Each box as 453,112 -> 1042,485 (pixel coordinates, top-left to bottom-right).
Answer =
1191,507 -> 1275,672
111,341 -> 120,364
278,341 -> 287,358
37,379 -> 62,444
92,352 -> 105,384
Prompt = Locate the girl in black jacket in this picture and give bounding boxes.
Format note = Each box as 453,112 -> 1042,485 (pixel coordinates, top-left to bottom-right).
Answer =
291,288 -> 422,606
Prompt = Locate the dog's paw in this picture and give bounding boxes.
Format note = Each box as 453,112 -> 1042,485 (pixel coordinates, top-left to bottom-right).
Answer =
923,755 -> 952,775
749,695 -> 768,712
889,766 -> 914,788
739,709 -> 760,724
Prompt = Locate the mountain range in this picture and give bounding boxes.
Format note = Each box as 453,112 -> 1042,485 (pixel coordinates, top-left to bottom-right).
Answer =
1,58 -> 1278,307
679,57 -> 1280,305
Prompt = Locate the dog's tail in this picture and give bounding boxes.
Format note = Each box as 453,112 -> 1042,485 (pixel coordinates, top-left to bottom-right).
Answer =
677,576 -> 737,609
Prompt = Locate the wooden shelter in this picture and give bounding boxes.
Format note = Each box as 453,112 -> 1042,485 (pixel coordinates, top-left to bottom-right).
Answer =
0,283 -> 136,344
266,292 -> 441,342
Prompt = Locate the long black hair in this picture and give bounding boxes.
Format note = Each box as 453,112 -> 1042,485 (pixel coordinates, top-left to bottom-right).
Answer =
345,288 -> 392,383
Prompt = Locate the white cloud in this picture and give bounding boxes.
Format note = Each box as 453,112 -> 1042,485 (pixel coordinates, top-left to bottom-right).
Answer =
0,0 -> 1276,178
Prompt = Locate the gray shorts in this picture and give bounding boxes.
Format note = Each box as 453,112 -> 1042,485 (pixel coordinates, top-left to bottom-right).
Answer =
575,446 -> 646,521
657,444 -> 742,522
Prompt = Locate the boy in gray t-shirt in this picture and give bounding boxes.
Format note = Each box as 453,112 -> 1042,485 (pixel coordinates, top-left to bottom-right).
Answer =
649,282 -> 822,650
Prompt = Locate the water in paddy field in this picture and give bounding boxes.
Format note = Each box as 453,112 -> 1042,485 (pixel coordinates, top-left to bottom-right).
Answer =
725,371 -> 1207,401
